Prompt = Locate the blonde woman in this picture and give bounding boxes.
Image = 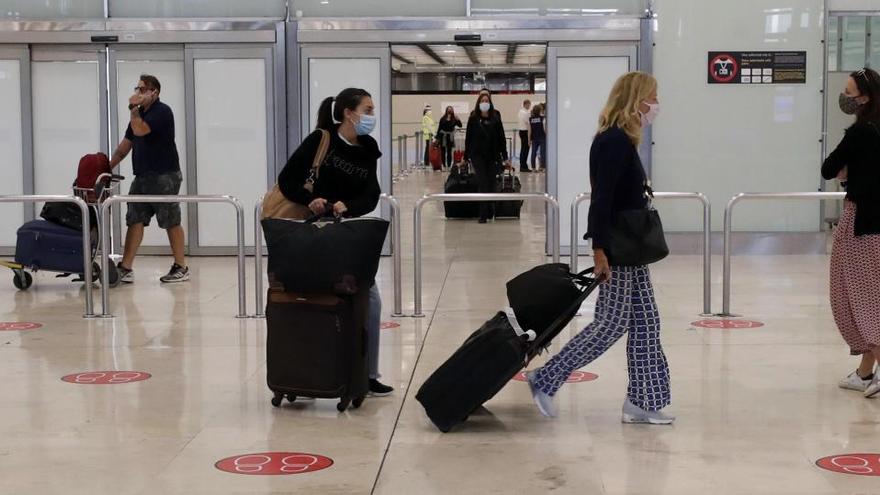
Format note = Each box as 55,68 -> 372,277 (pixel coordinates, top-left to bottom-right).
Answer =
526,72 -> 673,424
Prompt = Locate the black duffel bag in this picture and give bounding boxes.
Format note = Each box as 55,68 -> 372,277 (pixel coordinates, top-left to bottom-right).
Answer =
506,263 -> 595,337
261,216 -> 389,295
40,202 -> 97,232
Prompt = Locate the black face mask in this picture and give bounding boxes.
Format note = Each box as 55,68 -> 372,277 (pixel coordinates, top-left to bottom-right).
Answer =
839,93 -> 863,115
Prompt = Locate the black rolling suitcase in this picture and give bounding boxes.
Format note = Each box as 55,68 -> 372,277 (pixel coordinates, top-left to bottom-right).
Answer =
494,169 -> 523,219
443,164 -> 480,219
416,264 -> 598,432
266,287 -> 369,412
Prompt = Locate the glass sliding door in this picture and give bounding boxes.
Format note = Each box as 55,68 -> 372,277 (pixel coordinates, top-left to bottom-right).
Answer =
0,46 -> 28,252
546,44 -> 636,256
187,46 -> 275,251
31,46 -> 107,212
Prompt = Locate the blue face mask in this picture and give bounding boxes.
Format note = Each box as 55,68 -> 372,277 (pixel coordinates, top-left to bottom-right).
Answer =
354,113 -> 376,136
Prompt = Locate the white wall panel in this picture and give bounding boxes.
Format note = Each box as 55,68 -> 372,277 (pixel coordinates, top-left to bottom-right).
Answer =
0,59 -> 23,246
555,55 -> 630,254
195,58 -> 267,247
292,0 -> 464,17
109,0 -> 285,17
115,60 -> 187,247
652,0 -> 825,232
32,61 -> 102,201
828,0 -> 880,11
0,0 -> 103,18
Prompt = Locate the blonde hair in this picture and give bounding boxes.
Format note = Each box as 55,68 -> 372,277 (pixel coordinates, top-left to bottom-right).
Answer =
597,71 -> 657,146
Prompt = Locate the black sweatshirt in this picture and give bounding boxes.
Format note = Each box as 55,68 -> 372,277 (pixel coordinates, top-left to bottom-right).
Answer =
436,117 -> 462,147
464,113 -> 509,163
278,125 -> 382,218
586,127 -> 649,250
822,120 -> 880,236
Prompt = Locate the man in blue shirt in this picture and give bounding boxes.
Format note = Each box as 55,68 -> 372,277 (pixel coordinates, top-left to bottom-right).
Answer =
109,75 -> 188,283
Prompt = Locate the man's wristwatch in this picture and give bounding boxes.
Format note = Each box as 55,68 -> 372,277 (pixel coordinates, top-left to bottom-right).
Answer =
128,103 -> 143,112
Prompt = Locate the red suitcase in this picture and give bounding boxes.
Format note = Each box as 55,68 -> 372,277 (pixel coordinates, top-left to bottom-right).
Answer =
429,143 -> 442,170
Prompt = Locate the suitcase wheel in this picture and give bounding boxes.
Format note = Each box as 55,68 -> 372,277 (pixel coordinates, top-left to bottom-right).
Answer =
286,394 -> 297,403
352,396 -> 364,409
12,270 -> 33,291
271,392 -> 284,407
337,398 -> 350,412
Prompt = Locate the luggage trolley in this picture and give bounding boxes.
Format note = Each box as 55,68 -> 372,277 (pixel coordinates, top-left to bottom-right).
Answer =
4,173 -> 124,290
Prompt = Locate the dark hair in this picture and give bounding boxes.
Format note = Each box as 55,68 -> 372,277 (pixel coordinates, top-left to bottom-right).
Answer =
139,74 -> 161,93
316,87 -> 372,131
471,93 -> 494,118
852,68 -> 880,125
444,106 -> 455,119
531,105 -> 542,118
523,99 -> 531,106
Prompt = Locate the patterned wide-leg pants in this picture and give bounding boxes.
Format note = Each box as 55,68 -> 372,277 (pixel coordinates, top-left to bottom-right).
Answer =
830,201 -> 880,355
533,265 -> 671,412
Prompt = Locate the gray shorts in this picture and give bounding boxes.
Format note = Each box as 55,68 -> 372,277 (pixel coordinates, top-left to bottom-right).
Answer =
126,171 -> 183,229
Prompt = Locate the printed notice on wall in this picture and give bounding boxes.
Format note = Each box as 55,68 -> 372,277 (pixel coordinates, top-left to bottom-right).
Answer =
708,51 -> 807,85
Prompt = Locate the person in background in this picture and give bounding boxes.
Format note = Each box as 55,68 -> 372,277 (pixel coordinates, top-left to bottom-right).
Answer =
529,104 -> 547,173
465,92 -> 509,224
821,67 -> 880,398
277,87 -> 394,397
526,71 -> 674,425
518,99 -> 532,173
421,105 -> 435,167
436,106 -> 462,170
109,74 -> 188,284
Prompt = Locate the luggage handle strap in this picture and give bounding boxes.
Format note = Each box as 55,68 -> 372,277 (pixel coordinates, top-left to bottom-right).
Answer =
504,307 -> 537,342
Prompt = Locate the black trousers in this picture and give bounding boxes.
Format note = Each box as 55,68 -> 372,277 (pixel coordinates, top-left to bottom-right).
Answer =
441,145 -> 454,167
424,139 -> 432,166
472,157 -> 496,221
518,130 -> 530,171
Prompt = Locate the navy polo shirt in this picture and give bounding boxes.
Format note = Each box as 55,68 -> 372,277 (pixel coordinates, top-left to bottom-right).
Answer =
125,99 -> 180,176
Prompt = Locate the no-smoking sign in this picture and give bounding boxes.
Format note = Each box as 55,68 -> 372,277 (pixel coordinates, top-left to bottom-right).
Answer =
816,454 -> 880,476
691,319 -> 764,329
61,371 -> 151,384
513,370 -> 598,383
215,452 -> 333,476
0,322 -> 42,331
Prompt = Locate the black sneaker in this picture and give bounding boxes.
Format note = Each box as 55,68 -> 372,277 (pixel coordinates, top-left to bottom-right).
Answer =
160,263 -> 190,283
117,263 -> 134,284
368,379 -> 394,397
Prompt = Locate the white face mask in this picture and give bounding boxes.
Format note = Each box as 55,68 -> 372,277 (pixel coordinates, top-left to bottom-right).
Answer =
640,102 -> 660,126
479,102 -> 491,113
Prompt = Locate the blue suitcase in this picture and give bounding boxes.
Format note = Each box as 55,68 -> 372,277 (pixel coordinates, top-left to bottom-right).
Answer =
14,220 -> 87,274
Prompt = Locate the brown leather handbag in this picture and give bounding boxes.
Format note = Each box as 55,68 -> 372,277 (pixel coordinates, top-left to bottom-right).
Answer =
261,129 -> 331,220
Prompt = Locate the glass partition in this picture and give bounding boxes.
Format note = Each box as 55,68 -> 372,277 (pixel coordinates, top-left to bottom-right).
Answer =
471,0 -> 645,16
0,0 -> 103,18
291,0 -> 465,17
109,0 -> 286,18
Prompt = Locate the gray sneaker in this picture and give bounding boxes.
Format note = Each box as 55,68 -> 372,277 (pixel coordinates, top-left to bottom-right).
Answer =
159,263 -> 189,283
622,398 -> 675,425
117,263 -> 134,284
526,370 -> 558,418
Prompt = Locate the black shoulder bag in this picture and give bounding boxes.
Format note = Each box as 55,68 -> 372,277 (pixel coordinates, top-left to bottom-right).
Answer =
606,183 -> 669,266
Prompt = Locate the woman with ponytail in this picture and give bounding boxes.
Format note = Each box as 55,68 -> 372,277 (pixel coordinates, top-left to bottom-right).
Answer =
277,87 -> 394,397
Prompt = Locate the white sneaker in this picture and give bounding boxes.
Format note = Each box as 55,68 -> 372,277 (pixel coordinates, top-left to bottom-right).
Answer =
622,398 -> 675,425
525,370 -> 558,418
865,376 -> 880,399
839,370 -> 873,392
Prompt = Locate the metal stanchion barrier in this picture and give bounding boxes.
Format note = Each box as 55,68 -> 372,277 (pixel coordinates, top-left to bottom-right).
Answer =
570,192 -> 712,315
412,192 -> 561,318
252,194 -> 404,318
720,191 -> 845,317
99,195 -> 247,318
1,195 -> 94,317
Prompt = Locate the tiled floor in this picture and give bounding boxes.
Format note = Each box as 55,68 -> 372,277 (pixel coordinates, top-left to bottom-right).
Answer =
1,171 -> 878,494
